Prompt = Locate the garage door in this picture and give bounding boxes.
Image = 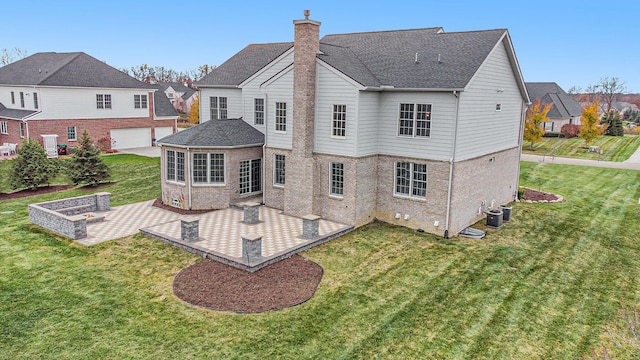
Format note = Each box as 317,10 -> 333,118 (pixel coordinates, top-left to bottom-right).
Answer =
110,128 -> 151,149
154,127 -> 174,142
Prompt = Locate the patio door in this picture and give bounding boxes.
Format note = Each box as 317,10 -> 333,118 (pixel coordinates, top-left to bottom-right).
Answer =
239,159 -> 261,195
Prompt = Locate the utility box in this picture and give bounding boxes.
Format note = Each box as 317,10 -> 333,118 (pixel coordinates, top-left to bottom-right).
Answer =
499,205 -> 513,222
486,209 -> 503,229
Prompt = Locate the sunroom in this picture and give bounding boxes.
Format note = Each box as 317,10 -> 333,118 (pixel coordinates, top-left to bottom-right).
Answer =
157,119 -> 265,210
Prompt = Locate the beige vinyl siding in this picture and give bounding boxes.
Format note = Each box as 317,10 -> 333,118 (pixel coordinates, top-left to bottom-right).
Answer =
356,91 -> 380,156
264,69 -> 293,149
314,64 -> 359,156
455,40 -> 523,160
241,51 -> 294,132
199,88 -> 242,122
377,91 -> 457,161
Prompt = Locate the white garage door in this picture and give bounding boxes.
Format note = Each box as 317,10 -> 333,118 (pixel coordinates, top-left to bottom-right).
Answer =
110,128 -> 151,149
154,127 -> 174,142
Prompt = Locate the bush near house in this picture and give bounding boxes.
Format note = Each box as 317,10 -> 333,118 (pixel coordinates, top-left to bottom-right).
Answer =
10,138 -> 60,190
560,124 -> 580,138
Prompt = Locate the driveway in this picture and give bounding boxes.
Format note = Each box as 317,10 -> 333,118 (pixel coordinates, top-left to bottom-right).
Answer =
117,146 -> 160,158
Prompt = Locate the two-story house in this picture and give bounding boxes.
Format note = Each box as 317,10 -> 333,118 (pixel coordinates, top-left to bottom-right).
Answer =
0,52 -> 178,151
158,12 -> 529,237
155,82 -> 198,114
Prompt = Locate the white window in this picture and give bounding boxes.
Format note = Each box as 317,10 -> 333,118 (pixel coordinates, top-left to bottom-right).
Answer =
166,150 -> 185,183
332,104 -> 346,137
33,93 -> 38,109
0,121 -> 7,134
96,94 -> 112,109
209,96 -> 227,120
275,102 -> 287,132
395,162 -> 427,199
19,122 -> 25,138
254,98 -> 264,125
134,95 -> 148,109
20,92 -> 24,108
67,126 -> 77,141
192,153 -> 225,184
239,159 -> 261,195
398,103 -> 431,137
496,103 -> 502,111
330,162 -> 344,197
274,154 -> 285,186
10,91 -> 15,104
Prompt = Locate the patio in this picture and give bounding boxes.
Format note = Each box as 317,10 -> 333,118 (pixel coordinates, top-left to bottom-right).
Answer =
79,200 -> 352,271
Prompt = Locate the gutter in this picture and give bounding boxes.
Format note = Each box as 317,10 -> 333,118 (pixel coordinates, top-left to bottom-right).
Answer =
444,90 -> 461,239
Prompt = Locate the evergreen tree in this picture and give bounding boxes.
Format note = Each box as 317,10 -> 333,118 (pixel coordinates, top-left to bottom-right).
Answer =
10,139 -> 59,190
603,110 -> 624,136
67,130 -> 111,186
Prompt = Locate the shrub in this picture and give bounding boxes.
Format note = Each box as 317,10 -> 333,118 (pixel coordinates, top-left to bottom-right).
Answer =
543,132 -> 564,138
96,137 -> 112,152
560,124 -> 580,138
67,130 -> 111,186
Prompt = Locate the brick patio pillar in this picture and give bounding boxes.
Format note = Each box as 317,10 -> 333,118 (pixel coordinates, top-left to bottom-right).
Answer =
302,214 -> 320,239
181,217 -> 199,242
243,202 -> 261,224
95,192 -> 111,211
242,233 -> 262,262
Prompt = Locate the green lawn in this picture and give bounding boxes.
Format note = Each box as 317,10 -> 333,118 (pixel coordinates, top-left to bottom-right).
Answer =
522,135 -> 640,162
1,156 -> 640,358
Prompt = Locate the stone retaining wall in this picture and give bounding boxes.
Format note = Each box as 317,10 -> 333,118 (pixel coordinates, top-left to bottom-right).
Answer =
28,192 -> 110,240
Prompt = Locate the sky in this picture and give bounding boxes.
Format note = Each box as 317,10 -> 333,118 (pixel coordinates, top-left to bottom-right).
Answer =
3,0 -> 640,92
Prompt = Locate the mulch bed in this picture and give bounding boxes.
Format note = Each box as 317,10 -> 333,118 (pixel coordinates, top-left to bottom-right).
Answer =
0,185 -> 73,201
173,255 -> 324,313
151,198 -> 214,215
521,188 -> 560,202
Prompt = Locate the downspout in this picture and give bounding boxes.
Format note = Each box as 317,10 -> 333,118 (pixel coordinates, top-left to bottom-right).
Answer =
262,91 -> 268,205
187,147 -> 192,210
515,101 -> 528,200
444,90 -> 461,239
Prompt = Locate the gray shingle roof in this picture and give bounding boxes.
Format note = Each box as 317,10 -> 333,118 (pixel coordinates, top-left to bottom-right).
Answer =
0,52 -> 152,89
0,103 -> 37,120
526,82 -> 582,119
153,90 -> 178,117
196,27 -> 509,89
157,119 -> 264,147
196,43 -> 293,87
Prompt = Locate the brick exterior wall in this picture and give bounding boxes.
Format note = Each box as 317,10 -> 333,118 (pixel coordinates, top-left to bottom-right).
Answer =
0,119 -> 25,146
375,155 -> 450,234
160,145 -> 263,210
263,147 -> 291,210
448,147 -> 520,235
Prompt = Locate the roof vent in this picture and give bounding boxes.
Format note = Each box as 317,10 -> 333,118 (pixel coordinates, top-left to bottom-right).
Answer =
437,54 -> 442,63
415,52 -> 419,64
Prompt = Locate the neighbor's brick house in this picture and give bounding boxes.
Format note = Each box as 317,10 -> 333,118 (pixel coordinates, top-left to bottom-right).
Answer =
159,12 -> 530,237
0,52 -> 178,151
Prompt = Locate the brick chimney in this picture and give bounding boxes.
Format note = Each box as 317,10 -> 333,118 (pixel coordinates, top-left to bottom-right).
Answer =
284,10 -> 321,218
292,9 -> 320,158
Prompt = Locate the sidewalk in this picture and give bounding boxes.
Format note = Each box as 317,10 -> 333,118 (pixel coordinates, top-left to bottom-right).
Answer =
521,149 -> 640,170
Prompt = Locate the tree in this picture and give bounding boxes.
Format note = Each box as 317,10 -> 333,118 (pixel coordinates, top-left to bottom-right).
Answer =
10,139 -> 59,190
188,93 -> 200,124
603,110 -> 624,136
579,103 -> 606,146
1,48 -> 27,66
524,98 -> 552,150
623,108 -> 640,124
67,130 -> 111,186
598,76 -> 627,115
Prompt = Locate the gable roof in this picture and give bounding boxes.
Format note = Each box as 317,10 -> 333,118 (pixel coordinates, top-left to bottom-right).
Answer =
0,103 -> 37,120
152,90 -> 179,118
157,119 -> 264,147
526,82 -> 582,119
196,27 -> 512,90
0,52 -> 152,89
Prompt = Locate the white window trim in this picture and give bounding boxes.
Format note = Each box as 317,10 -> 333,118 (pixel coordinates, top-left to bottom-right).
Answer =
134,94 -> 148,109
329,162 -> 344,198
166,150 -> 186,184
396,103 -> 432,138
239,158 -> 262,195
0,121 -> 8,134
393,161 -> 428,200
19,122 -> 25,138
254,98 -> 265,126
67,126 -> 77,141
192,153 -> 226,186
274,102 -> 287,133
273,154 -> 285,187
331,104 -> 347,139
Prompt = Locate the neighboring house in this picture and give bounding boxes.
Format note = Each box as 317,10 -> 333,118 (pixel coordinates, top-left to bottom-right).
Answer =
156,82 -> 198,114
159,12 -> 529,237
525,82 -> 582,132
0,52 -> 178,151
